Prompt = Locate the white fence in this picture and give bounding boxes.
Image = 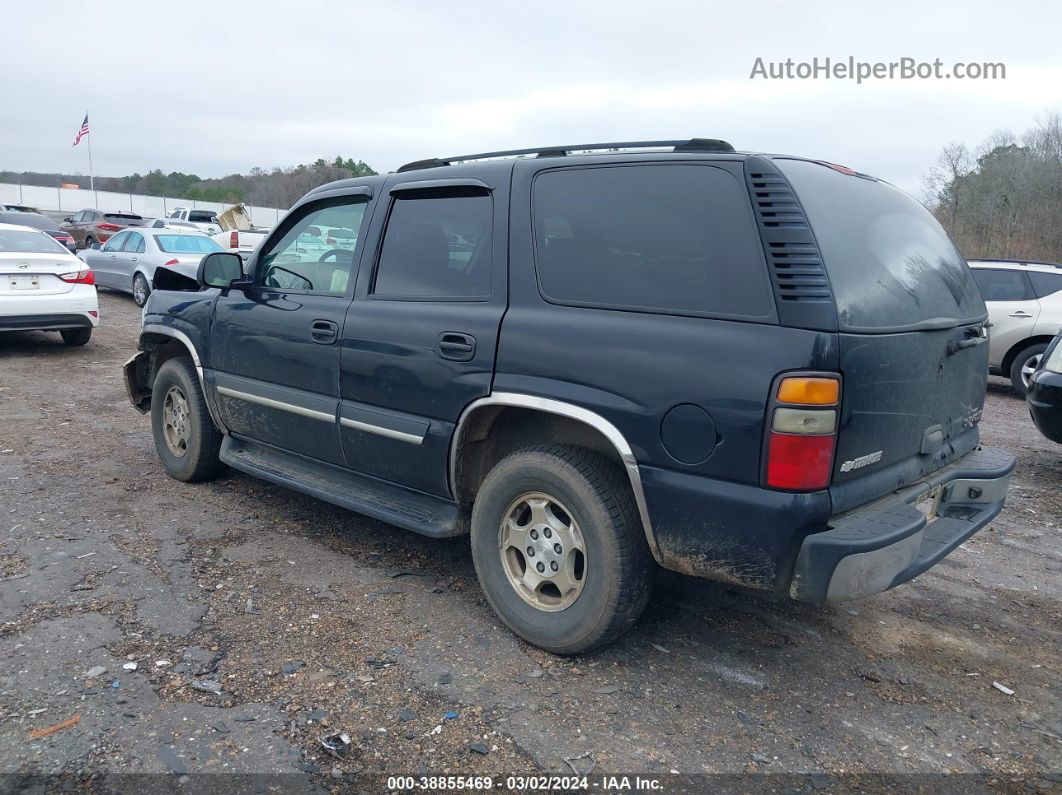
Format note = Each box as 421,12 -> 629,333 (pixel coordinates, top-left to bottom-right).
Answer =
0,182 -> 286,227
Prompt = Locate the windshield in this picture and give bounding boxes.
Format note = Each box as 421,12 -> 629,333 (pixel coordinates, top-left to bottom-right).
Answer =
777,158 -> 985,332
0,229 -> 69,254
187,211 -> 218,223
154,235 -> 224,254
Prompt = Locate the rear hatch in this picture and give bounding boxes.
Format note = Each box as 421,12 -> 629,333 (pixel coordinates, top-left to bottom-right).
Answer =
103,213 -> 144,228
775,158 -> 989,512
0,252 -> 79,296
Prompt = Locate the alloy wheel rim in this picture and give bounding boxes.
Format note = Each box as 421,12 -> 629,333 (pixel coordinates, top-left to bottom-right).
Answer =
1021,353 -> 1042,388
499,491 -> 586,612
162,386 -> 191,458
134,277 -> 147,304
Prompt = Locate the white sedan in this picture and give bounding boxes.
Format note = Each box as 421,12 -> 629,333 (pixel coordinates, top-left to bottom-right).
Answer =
0,222 -> 99,346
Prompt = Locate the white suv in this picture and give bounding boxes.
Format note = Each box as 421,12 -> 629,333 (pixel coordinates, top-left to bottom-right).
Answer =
968,259 -> 1062,396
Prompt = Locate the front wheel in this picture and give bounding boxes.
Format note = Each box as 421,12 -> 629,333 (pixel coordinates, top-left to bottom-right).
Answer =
132,273 -> 151,307
150,358 -> 224,482
470,444 -> 653,654
1009,341 -> 1048,398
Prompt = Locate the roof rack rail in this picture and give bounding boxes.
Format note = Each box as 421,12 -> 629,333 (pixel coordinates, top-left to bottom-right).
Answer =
967,257 -> 1062,269
396,138 -> 735,172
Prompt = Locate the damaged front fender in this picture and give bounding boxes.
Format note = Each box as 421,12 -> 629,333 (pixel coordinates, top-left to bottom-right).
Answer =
124,351 -> 151,414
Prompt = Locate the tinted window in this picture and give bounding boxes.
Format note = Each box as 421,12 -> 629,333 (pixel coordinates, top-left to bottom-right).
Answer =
104,213 -> 142,222
259,197 -> 368,295
777,158 -> 985,331
154,235 -> 223,254
532,165 -> 774,319
971,269 -> 1032,301
101,231 -> 128,252
1029,270 -> 1062,299
187,210 -> 217,223
124,232 -> 146,253
0,212 -> 58,231
373,189 -> 492,299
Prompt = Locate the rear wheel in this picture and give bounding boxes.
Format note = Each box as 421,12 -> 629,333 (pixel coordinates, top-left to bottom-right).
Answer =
470,444 -> 653,654
1009,341 -> 1047,398
60,328 -> 91,346
132,273 -> 151,307
85,236 -> 97,250
151,358 -> 224,482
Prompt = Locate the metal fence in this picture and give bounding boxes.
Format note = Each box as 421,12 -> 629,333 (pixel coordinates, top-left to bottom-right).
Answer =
0,182 -> 286,227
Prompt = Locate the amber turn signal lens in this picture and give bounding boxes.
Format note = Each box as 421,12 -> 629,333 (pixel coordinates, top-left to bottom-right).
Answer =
777,377 -> 839,405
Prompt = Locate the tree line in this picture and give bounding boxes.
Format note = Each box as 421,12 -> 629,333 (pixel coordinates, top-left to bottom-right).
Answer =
923,113 -> 1062,261
0,157 -> 377,209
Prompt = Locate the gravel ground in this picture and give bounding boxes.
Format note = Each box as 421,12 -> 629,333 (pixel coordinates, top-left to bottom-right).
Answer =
0,291 -> 1059,793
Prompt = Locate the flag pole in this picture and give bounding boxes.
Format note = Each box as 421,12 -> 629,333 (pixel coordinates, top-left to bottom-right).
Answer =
86,110 -> 94,192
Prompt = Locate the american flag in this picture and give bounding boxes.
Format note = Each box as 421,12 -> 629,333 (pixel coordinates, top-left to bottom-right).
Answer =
72,114 -> 90,146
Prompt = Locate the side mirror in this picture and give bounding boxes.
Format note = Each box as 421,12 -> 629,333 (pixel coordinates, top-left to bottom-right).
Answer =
63,217 -> 73,223
198,252 -> 244,289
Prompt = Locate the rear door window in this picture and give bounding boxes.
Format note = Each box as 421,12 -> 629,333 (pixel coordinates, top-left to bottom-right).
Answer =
531,164 -> 775,320
1029,270 -> 1062,299
971,269 -> 1034,301
777,158 -> 985,331
372,189 -> 493,300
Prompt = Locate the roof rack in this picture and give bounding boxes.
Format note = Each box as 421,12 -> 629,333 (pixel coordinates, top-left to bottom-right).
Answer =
397,138 -> 735,172
967,257 -> 1062,269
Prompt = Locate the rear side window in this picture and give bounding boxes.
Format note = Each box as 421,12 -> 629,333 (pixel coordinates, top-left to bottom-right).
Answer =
532,165 -> 774,320
373,189 -> 492,300
777,158 -> 984,331
971,269 -> 1033,301
1029,270 -> 1062,299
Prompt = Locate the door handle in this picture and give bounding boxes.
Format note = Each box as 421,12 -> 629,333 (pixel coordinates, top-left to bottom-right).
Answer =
1008,311 -> 1033,318
131,257 -> 138,262
437,331 -> 476,361
310,319 -> 339,344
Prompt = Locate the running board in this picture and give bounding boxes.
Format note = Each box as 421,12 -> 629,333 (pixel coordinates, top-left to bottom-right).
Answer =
219,437 -> 467,538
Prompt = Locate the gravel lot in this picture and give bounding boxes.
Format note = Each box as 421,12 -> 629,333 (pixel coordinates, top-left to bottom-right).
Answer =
1,291 -> 1059,792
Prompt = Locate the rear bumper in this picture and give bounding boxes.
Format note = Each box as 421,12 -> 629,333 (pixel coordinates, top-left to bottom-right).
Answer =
0,313 -> 96,331
790,446 -> 1014,602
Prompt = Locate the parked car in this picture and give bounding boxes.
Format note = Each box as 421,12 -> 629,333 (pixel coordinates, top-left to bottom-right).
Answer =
61,209 -> 144,250
0,222 -> 98,345
1028,329 -> 1062,443
147,218 -> 199,230
211,204 -> 270,259
968,259 -> 1062,396
79,227 -> 223,307
166,207 -> 220,235
0,211 -> 76,252
1,203 -> 41,213
124,139 -> 1014,653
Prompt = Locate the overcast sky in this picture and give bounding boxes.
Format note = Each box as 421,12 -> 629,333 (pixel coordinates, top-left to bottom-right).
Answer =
4,0 -> 1062,196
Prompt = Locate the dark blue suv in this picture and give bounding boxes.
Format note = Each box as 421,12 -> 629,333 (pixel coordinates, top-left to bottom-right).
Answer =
125,139 -> 1015,653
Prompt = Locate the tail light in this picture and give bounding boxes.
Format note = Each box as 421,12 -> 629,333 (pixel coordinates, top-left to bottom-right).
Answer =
162,259 -> 179,267
765,375 -> 840,491
230,231 -> 239,249
98,222 -> 121,231
58,268 -> 95,285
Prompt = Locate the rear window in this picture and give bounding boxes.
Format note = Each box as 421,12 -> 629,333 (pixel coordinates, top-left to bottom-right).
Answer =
0,212 -> 57,231
0,229 -> 68,254
777,159 -> 985,331
104,213 -> 142,222
532,165 -> 775,320
971,268 -> 1033,301
187,211 -> 217,223
154,235 -> 223,254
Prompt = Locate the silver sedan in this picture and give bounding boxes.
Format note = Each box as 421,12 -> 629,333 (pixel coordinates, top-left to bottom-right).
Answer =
78,227 -> 223,306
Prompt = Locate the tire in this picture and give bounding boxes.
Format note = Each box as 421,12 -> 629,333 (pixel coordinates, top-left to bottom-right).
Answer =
60,328 -> 91,346
85,236 -> 97,250
470,444 -> 653,654
1009,341 -> 1048,398
132,273 -> 151,307
150,357 -> 224,482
